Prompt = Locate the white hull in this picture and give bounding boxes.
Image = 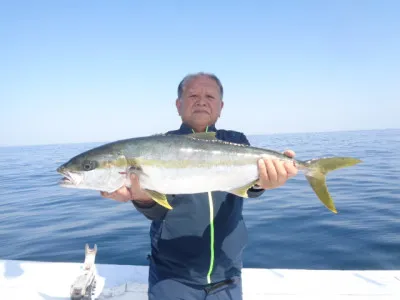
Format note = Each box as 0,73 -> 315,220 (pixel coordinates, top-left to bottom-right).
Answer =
1,259 -> 399,300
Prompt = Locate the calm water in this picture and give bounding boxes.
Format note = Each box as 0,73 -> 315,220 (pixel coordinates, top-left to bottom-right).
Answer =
0,129 -> 399,270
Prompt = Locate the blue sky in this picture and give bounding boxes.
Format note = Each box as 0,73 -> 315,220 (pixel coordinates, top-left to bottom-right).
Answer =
1,0 -> 399,146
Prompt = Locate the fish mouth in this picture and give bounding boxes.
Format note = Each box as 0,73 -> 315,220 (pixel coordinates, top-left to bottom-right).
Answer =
57,169 -> 82,186
60,174 -> 73,185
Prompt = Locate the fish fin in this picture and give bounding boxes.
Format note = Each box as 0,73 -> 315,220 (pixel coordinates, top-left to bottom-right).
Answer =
227,181 -> 258,198
121,163 -> 146,189
145,189 -> 173,210
127,159 -> 143,173
305,157 -> 362,214
187,132 -> 217,140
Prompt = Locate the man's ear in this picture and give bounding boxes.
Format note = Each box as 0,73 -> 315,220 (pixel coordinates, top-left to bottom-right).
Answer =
175,98 -> 181,115
219,100 -> 224,116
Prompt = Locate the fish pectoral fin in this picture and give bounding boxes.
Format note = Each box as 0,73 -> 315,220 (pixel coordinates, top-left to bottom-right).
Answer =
145,189 -> 173,210
187,132 -> 217,140
227,181 -> 258,198
127,159 -> 144,175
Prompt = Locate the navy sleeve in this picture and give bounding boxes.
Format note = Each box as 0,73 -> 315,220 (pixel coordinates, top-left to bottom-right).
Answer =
131,199 -> 169,221
239,133 -> 266,198
247,186 -> 266,198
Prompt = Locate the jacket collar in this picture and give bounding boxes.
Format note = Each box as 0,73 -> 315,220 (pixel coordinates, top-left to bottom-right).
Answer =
178,123 -> 217,134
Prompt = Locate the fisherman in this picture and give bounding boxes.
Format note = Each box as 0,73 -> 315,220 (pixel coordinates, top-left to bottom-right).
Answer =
101,72 -> 298,300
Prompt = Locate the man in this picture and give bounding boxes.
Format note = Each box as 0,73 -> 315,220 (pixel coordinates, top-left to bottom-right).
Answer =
101,72 -> 298,299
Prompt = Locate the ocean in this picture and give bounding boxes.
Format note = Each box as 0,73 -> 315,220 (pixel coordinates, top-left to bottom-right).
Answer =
0,129 -> 399,271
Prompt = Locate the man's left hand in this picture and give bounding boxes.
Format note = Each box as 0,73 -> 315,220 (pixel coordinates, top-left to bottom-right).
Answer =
256,150 -> 298,190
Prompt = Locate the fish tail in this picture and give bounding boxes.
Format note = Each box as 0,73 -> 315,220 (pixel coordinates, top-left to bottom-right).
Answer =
304,157 -> 362,214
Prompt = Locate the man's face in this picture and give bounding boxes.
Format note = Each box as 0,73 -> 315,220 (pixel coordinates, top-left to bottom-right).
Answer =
176,75 -> 224,131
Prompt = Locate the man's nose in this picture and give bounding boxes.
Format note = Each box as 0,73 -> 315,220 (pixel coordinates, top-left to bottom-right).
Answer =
195,96 -> 207,105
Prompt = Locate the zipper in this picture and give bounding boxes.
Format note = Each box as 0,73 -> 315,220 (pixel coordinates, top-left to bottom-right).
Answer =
191,126 -> 215,284
206,191 -> 215,284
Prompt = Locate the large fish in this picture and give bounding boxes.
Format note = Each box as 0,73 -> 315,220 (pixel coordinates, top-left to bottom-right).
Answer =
56,132 -> 362,213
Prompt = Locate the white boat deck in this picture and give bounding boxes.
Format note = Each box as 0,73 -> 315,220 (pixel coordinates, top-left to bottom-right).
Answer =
1,259 -> 399,299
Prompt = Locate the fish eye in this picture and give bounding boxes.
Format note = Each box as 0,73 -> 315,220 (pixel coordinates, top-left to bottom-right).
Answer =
82,160 -> 97,171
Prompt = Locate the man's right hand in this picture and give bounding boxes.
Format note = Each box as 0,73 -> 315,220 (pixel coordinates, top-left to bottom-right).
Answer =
100,174 -> 155,207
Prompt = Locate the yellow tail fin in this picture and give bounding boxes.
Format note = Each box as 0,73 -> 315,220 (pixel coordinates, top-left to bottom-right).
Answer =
305,157 -> 362,213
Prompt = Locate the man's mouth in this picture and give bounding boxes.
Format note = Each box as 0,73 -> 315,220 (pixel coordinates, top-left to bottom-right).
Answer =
193,110 -> 210,114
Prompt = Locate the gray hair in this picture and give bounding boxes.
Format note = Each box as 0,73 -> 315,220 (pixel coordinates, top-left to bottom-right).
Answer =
177,72 -> 224,100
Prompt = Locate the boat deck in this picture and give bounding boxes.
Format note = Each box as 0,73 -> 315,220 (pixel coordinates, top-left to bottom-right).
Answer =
1,259 -> 399,299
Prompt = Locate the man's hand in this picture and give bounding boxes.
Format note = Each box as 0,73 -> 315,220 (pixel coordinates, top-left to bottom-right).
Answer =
100,174 -> 155,207
256,150 -> 298,190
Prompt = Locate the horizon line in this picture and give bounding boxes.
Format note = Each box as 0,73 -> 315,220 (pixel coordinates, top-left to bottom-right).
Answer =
0,127 -> 398,148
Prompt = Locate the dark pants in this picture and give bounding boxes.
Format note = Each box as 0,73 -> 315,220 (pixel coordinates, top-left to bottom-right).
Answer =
148,266 -> 242,300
